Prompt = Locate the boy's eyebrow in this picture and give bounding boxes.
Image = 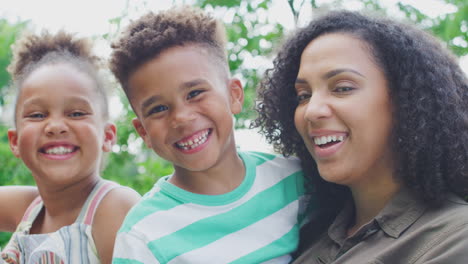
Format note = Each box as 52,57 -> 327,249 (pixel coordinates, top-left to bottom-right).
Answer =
141,95 -> 161,113
180,78 -> 207,90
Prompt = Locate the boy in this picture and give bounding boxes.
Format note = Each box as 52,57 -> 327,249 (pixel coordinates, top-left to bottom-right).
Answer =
110,7 -> 308,264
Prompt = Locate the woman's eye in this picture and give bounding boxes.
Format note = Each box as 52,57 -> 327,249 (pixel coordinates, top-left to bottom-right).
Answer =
334,86 -> 355,93
187,90 -> 203,99
148,105 -> 168,115
296,93 -> 311,103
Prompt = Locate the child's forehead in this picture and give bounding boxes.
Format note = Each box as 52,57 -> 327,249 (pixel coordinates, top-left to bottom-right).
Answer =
18,64 -> 102,107
128,45 -> 228,93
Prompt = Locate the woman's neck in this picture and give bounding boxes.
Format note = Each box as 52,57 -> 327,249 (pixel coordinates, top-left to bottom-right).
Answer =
347,174 -> 400,237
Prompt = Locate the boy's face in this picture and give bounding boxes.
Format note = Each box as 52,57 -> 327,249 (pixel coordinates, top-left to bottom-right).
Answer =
129,45 -> 243,173
8,64 -> 116,185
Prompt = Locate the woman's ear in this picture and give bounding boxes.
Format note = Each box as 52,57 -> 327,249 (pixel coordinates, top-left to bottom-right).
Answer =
228,78 -> 244,115
102,123 -> 117,152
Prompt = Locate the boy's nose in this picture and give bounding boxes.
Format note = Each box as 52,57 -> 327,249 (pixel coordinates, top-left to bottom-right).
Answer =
170,107 -> 196,128
45,118 -> 68,136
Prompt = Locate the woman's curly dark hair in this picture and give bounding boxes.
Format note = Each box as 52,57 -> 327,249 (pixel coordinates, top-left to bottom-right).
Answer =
253,10 -> 468,240
9,30 -> 109,121
110,6 -> 228,98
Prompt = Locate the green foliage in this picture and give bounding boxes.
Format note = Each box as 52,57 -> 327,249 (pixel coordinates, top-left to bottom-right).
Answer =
0,19 -> 28,105
397,0 -> 468,56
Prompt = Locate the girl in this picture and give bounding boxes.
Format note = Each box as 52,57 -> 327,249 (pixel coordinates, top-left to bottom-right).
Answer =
254,11 -> 468,263
0,31 -> 140,264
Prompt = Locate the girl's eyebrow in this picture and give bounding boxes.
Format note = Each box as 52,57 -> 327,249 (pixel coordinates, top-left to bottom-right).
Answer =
22,96 -> 93,108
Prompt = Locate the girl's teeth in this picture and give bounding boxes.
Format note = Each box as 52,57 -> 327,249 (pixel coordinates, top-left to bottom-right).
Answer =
45,146 -> 74,155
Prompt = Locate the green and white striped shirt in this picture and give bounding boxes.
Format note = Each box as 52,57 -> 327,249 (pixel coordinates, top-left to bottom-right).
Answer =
113,151 -> 310,264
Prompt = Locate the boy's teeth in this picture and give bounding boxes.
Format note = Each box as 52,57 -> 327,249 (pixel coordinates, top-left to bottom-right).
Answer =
176,130 -> 210,150
314,135 -> 345,146
45,146 -> 74,155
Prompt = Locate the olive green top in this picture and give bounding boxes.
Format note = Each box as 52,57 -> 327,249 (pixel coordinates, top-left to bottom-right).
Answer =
294,188 -> 468,264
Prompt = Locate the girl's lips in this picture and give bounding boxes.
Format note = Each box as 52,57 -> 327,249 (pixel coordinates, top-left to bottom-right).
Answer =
39,142 -> 79,160
40,151 -> 78,161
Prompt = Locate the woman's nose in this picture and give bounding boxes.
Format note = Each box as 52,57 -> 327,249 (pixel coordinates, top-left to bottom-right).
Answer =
304,93 -> 332,122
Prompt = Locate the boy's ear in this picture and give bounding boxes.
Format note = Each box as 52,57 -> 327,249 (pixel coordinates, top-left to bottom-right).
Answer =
7,129 -> 20,158
228,78 -> 244,115
132,118 -> 152,148
102,123 -> 117,152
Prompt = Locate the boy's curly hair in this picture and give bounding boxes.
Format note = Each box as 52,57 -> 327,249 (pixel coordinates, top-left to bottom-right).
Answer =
110,6 -> 228,97
253,10 -> 468,234
9,30 -> 109,120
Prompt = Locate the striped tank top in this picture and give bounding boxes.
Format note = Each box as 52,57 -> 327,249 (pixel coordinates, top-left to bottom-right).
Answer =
1,180 -> 119,264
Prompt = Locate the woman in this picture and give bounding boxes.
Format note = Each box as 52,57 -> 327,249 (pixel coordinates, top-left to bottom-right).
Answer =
253,11 -> 468,263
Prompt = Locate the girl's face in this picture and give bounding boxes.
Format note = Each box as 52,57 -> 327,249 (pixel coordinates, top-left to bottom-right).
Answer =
8,63 -> 116,186
294,33 -> 395,190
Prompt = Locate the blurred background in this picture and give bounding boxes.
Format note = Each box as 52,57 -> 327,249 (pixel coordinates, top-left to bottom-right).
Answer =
1,0 -> 467,245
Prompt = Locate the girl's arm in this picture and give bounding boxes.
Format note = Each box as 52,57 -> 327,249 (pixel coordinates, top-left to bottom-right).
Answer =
0,186 -> 38,232
92,187 -> 141,264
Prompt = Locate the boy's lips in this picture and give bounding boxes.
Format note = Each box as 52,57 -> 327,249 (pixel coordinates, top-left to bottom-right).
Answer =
174,128 -> 212,151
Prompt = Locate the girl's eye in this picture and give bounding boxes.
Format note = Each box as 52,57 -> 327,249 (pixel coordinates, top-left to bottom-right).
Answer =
187,90 -> 203,99
28,113 -> 46,119
148,105 -> 168,115
296,93 -> 311,103
69,111 -> 86,118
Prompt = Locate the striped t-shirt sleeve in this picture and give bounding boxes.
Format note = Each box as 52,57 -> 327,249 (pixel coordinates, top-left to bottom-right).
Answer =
112,231 -> 160,264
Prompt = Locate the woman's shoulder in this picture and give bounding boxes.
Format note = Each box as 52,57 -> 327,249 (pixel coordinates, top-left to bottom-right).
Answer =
416,194 -> 468,233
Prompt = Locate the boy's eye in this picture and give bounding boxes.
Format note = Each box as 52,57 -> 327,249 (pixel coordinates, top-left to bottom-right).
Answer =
148,105 -> 168,115
187,90 -> 203,99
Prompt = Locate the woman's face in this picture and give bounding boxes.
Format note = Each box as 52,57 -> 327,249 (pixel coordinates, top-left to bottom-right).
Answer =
294,33 -> 395,189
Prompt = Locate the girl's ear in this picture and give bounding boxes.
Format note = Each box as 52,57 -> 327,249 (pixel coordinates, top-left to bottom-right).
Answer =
7,129 -> 20,158
132,118 -> 152,148
228,78 -> 244,115
102,123 -> 117,152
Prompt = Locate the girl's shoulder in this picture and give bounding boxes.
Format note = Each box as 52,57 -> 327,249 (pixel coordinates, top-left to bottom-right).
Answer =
90,182 -> 141,264
0,186 -> 39,232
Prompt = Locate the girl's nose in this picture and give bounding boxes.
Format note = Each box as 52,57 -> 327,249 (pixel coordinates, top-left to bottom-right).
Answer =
45,118 -> 68,136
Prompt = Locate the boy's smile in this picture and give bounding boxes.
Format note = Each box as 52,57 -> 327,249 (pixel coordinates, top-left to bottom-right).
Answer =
129,44 -> 244,176
174,128 -> 212,153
